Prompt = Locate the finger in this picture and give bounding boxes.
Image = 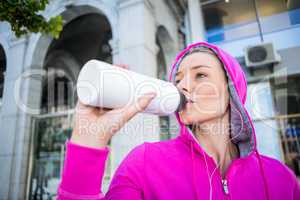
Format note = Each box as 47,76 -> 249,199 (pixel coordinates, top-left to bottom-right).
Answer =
115,63 -> 129,70
102,92 -> 156,133
76,100 -> 95,109
123,92 -> 157,120
98,107 -> 113,115
76,100 -> 100,115
75,100 -> 91,112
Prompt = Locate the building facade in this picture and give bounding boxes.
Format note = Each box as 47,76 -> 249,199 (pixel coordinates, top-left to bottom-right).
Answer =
0,0 -> 299,199
198,0 -> 300,174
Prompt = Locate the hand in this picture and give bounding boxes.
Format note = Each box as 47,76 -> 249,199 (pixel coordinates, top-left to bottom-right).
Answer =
71,63 -> 156,149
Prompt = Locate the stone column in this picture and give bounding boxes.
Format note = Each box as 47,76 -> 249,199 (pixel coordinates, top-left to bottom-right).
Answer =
187,0 -> 206,43
0,36 -> 32,199
109,0 -> 160,173
0,33 -> 47,199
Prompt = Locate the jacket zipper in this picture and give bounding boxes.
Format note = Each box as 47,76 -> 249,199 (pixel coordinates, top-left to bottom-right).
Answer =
187,128 -> 234,198
222,179 -> 229,194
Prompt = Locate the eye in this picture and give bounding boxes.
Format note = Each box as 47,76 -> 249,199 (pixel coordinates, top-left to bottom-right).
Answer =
195,73 -> 206,80
175,79 -> 181,84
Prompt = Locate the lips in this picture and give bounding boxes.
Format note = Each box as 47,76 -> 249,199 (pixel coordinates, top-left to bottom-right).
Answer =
186,97 -> 194,103
181,93 -> 195,108
184,96 -> 194,108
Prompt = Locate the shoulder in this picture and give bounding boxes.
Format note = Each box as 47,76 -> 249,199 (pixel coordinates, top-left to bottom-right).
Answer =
119,138 -> 173,161
258,155 -> 300,197
259,155 -> 293,175
259,154 -> 299,185
144,137 -> 184,158
126,137 -> 178,159
111,139 -> 178,183
109,143 -> 146,188
121,137 -> 180,166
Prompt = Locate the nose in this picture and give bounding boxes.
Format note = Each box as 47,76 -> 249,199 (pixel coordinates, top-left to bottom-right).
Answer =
181,87 -> 189,95
177,77 -> 192,97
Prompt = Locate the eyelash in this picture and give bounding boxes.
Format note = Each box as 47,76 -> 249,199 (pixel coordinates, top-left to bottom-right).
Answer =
196,73 -> 206,79
175,73 -> 206,84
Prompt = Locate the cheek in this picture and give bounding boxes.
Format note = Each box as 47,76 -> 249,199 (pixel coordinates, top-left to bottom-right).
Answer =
193,83 -> 229,114
193,81 -> 219,97
178,82 -> 230,124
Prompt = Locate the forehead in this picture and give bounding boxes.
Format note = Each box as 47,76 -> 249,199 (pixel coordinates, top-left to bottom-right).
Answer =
177,52 -> 222,72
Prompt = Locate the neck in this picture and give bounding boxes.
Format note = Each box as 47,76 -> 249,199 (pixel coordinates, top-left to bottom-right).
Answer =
191,111 -> 239,178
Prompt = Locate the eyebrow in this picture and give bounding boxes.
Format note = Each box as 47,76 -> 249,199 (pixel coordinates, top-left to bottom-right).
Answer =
175,65 -> 211,77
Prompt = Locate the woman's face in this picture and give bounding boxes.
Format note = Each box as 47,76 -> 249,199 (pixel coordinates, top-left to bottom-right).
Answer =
175,51 -> 230,125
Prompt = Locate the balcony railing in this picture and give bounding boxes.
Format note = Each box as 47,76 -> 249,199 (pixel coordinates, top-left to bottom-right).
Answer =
253,113 -> 300,176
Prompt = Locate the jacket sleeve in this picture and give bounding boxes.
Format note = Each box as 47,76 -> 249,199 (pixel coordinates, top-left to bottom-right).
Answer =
292,170 -> 300,200
57,140 -> 145,200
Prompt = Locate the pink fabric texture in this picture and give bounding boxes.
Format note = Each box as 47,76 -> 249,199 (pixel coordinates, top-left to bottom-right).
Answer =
57,42 -> 300,200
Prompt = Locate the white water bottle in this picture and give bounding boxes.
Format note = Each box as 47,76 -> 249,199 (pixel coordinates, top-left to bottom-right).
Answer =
76,59 -> 186,116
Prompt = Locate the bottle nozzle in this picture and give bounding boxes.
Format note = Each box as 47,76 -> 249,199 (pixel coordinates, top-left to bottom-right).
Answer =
176,91 -> 187,112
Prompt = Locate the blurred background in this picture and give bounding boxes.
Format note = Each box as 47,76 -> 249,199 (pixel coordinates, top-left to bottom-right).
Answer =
0,0 -> 299,199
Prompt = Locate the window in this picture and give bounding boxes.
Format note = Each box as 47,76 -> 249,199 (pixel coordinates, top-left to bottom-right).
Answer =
201,0 -> 300,43
202,0 -> 258,42
271,75 -> 300,176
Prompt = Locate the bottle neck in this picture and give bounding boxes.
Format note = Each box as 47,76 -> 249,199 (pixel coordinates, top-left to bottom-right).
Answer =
175,90 -> 187,113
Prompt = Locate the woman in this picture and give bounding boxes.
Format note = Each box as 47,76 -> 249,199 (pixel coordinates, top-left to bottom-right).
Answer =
57,42 -> 300,200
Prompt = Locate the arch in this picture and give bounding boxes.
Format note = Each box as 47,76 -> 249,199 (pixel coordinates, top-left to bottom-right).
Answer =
156,25 -> 177,79
8,2 -> 116,198
41,50 -> 80,113
0,44 -> 6,99
156,26 -> 175,52
25,3 -> 115,198
44,50 -> 81,83
156,26 -> 178,141
25,2 -> 117,71
0,36 -> 10,103
24,4 -> 114,114
0,35 -> 10,55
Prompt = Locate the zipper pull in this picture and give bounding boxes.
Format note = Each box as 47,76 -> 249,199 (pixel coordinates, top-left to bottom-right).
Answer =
222,179 -> 229,194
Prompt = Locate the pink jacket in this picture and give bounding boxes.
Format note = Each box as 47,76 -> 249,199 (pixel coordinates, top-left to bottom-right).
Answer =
57,42 -> 300,200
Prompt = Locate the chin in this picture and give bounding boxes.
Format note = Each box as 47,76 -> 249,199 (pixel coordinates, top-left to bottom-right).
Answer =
179,111 -> 201,125
179,109 -> 219,125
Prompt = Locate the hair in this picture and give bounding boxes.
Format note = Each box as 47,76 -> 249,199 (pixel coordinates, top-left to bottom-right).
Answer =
172,46 -> 229,84
184,46 -> 227,80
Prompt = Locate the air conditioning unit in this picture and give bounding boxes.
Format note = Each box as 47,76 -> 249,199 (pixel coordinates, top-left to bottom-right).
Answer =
245,43 -> 281,67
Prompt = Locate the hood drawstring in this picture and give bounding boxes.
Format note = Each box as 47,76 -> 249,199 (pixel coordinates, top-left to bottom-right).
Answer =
188,131 -> 270,200
190,140 -> 200,200
255,150 -> 270,200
